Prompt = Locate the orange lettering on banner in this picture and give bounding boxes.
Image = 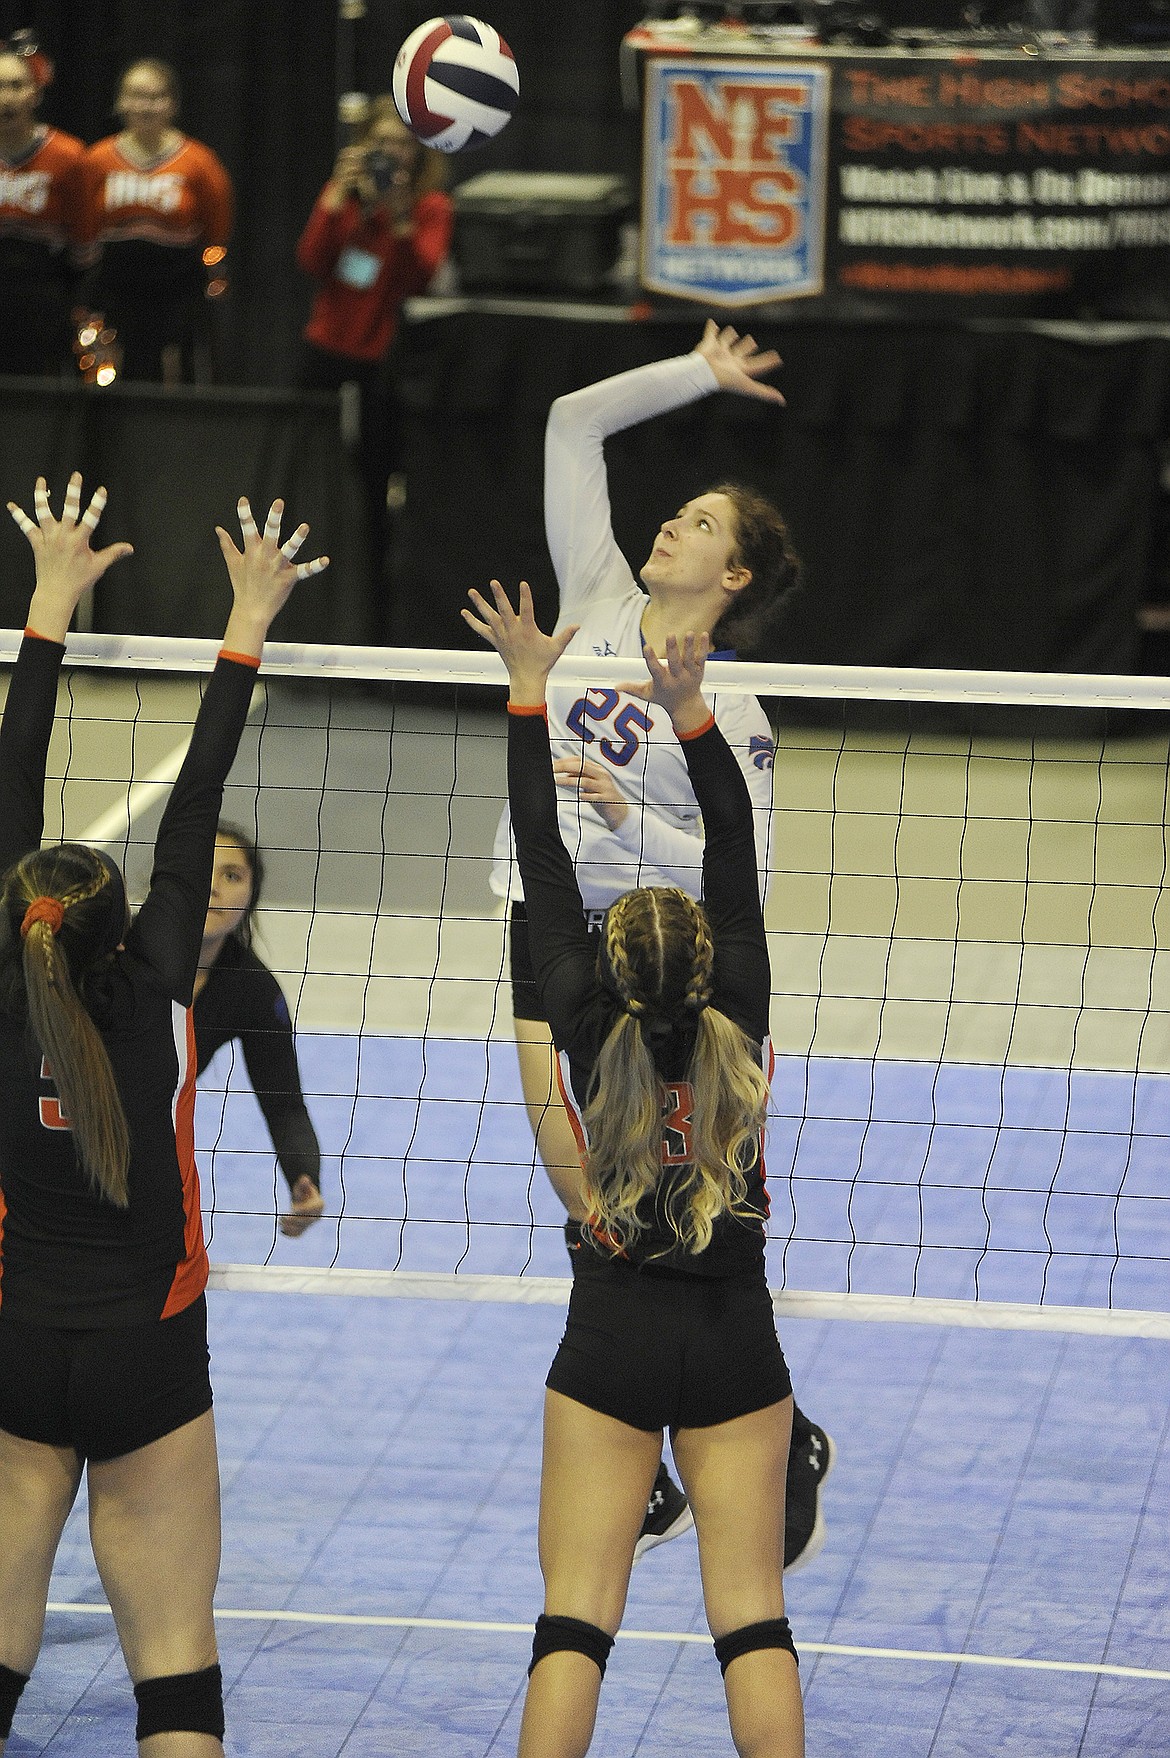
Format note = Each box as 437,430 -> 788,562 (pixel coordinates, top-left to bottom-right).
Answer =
666,165 -> 802,246
670,79 -> 804,165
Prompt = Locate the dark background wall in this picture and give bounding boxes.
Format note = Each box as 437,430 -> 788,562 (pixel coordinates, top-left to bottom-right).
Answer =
0,0 -> 642,386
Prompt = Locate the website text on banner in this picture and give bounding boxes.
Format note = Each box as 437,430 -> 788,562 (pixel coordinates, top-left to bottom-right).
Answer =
637,46 -> 1170,318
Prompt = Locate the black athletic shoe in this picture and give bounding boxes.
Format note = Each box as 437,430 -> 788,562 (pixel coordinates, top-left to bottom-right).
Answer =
634,1462 -> 695,1562
784,1419 -> 836,1573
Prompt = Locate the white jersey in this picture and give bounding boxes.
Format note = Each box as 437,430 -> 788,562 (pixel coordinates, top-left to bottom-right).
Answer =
490,352 -> 776,911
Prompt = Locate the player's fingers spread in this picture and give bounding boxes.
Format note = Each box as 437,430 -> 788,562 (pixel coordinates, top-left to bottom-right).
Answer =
80,486 -> 107,532
34,478 -> 52,522
8,501 -> 36,537
295,555 -> 328,580
263,499 -> 284,544
237,496 -> 258,541
62,472 -> 83,524
281,522 -> 308,560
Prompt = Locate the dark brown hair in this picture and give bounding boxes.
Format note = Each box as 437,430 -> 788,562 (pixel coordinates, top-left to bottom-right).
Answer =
707,482 -> 802,661
214,820 -> 263,949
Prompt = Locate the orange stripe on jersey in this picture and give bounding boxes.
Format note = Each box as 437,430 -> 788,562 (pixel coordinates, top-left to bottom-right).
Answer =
161,1002 -> 209,1318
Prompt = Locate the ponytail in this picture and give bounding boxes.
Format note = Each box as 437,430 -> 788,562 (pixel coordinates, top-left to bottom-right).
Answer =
582,887 -> 770,1256
1,849 -> 131,1207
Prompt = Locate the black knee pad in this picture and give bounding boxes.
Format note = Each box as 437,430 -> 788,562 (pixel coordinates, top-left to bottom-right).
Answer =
714,1617 -> 798,1677
134,1663 -> 225,1741
0,1663 -> 30,1740
529,1613 -> 615,1679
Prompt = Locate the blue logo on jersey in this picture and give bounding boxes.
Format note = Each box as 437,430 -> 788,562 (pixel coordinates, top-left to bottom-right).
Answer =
749,733 -> 774,772
592,640 -> 618,656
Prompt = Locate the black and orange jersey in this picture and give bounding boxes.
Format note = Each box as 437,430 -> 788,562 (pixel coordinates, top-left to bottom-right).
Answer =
508,703 -> 772,1279
193,939 -> 321,1196
79,133 -> 232,261
0,124 -> 85,256
0,634 -> 257,1327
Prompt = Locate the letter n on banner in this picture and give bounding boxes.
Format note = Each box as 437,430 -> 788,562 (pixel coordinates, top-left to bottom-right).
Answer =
641,56 -> 831,304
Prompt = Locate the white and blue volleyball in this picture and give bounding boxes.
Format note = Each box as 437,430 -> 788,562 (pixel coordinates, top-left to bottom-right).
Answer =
393,16 -> 519,153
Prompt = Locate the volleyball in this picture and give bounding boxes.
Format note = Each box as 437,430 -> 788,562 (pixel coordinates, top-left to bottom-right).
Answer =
392,16 -> 519,154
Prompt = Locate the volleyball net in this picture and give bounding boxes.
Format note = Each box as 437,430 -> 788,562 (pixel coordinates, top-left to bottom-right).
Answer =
7,633 -> 1170,1336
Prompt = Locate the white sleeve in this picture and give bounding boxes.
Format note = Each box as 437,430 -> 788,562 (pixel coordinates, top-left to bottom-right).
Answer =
609,699 -> 775,900
544,352 -> 720,624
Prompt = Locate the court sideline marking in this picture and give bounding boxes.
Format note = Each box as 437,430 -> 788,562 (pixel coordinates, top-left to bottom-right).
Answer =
44,1602 -> 1169,1683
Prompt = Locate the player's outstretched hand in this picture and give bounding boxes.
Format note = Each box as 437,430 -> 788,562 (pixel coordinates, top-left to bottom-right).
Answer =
624,631 -> 712,736
694,319 -> 784,404
280,1174 -> 326,1238
8,474 -> 134,643
462,579 -> 579,707
216,497 -> 328,660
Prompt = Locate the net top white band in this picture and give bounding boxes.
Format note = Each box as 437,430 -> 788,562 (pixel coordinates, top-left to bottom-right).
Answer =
2,628 -> 1170,711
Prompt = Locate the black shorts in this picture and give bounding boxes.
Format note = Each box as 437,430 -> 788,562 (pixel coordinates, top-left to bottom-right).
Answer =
510,900 -> 606,1023
547,1258 -> 791,1431
0,1294 -> 213,1463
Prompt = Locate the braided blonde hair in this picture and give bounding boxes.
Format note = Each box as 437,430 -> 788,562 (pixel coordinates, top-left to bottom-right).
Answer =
0,847 -> 131,1206
581,887 -> 769,1256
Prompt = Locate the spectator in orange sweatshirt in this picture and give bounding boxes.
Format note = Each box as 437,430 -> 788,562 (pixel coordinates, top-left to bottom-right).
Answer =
79,58 -> 232,384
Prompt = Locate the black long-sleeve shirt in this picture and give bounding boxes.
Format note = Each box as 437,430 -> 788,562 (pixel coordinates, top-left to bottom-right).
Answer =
193,937 -> 320,1194
508,701 -> 772,1278
0,634 -> 257,1326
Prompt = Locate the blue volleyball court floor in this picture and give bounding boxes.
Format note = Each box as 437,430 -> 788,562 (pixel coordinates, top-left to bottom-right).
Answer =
12,1038 -> 1170,1757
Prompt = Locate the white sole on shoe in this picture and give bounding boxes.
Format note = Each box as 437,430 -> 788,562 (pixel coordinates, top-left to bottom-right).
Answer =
633,1503 -> 695,1563
784,1430 -> 837,1575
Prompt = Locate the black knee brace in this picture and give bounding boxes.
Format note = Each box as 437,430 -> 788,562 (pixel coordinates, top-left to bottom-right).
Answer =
714,1617 -> 798,1677
134,1663 -> 225,1741
0,1663 -> 30,1740
529,1614 -> 615,1679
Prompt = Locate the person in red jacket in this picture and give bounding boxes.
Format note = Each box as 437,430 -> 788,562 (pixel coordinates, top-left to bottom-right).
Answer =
297,96 -> 453,600
0,39 -> 84,376
79,58 -> 233,384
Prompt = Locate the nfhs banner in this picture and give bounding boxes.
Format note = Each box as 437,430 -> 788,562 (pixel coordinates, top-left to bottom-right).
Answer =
641,58 -> 831,305
639,51 -> 1170,315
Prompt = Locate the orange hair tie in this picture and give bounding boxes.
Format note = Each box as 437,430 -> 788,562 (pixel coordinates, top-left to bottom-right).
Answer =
21,896 -> 65,938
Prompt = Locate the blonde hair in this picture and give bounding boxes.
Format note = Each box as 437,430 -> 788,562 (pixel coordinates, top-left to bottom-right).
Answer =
364,94 -> 448,199
581,887 -> 769,1257
0,848 -> 131,1206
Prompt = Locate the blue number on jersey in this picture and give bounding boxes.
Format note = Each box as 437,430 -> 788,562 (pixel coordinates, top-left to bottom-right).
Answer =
566,690 -> 653,768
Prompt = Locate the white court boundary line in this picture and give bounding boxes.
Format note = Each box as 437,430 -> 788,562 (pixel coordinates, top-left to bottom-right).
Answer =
43,1601 -> 1170,1682
207,1264 -> 1170,1340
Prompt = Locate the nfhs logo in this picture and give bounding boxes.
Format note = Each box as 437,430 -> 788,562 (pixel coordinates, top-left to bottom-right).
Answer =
642,58 -> 830,306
